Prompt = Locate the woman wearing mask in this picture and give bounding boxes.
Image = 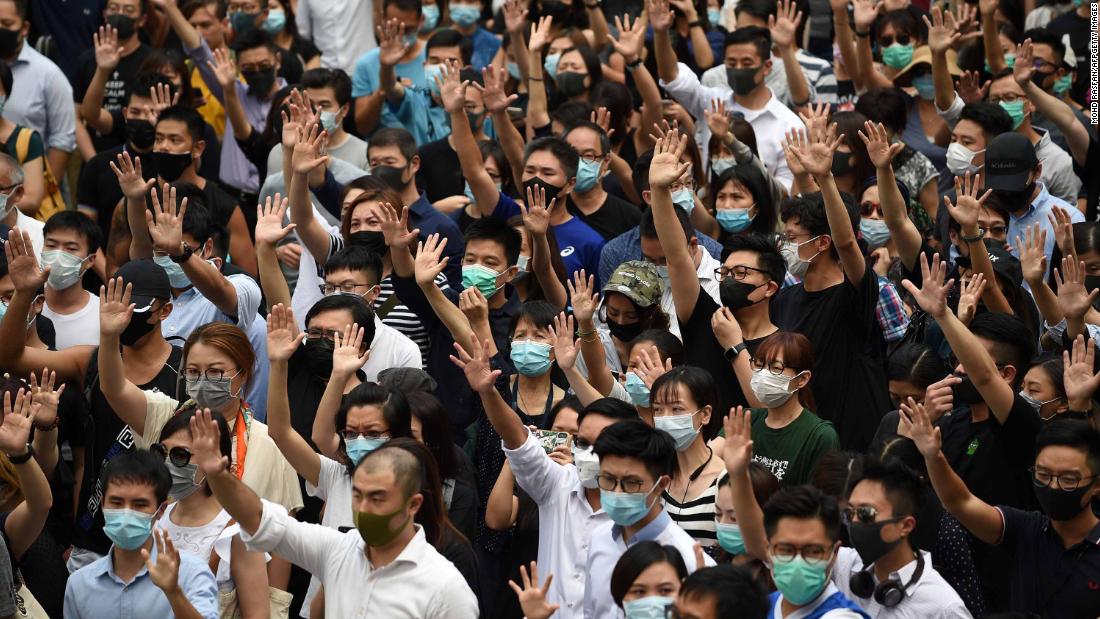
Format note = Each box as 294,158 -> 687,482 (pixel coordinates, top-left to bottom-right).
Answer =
552,46 -> 603,102
828,112 -> 876,198
264,0 -> 321,69
710,165 -> 778,240
1021,354 -> 1070,421
407,390 -> 480,541
152,410 -> 285,617
746,332 -> 838,486
650,366 -> 727,548
857,174 -> 911,277
713,462 -> 779,588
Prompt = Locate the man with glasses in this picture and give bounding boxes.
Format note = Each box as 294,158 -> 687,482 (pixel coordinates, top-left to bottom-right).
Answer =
0,154 -> 41,257
561,122 -> 642,241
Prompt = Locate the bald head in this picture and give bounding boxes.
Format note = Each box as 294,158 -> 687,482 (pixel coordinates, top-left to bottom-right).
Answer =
358,444 -> 422,499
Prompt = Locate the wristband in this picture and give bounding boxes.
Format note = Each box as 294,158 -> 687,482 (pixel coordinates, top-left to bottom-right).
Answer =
688,19 -> 703,28
626,57 -> 643,70
35,417 -> 59,431
8,444 -> 33,465
169,244 -> 193,264
855,29 -> 870,37
724,342 -> 747,361
529,76 -> 544,81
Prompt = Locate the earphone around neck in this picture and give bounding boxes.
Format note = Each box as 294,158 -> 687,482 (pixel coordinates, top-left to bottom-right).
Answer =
848,546 -> 925,607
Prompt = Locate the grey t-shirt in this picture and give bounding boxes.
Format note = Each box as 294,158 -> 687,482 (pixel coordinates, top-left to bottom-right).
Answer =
266,132 -> 370,175
0,517 -> 16,617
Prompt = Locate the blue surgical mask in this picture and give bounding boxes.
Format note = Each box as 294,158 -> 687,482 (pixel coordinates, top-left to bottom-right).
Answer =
624,371 -> 651,407
575,157 -> 603,192
716,208 -> 753,233
859,218 -> 890,249
424,63 -> 444,97
449,3 -> 481,26
154,254 -> 191,289
711,156 -> 735,176
706,7 -> 721,25
653,408 -> 703,451
319,110 -> 340,132
261,8 -> 286,34
103,507 -> 155,550
403,33 -> 418,48
0,95 -> 7,117
464,180 -> 503,206
715,522 -> 745,555
623,596 -> 675,619
346,436 -> 389,464
911,74 -> 935,100
771,556 -> 830,605
544,53 -> 561,79
600,480 -> 660,526
671,187 -> 695,214
507,61 -> 521,80
510,340 -> 553,376
421,4 -> 440,30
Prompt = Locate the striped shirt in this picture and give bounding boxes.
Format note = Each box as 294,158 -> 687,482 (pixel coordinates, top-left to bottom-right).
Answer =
662,477 -> 720,547
700,49 -> 837,106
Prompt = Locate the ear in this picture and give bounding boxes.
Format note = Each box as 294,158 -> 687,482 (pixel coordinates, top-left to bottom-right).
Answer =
10,185 -> 24,205
159,301 -> 174,320
792,370 -> 812,390
698,404 -> 712,427
500,264 -> 519,282
561,178 -> 576,197
407,492 -> 425,515
899,514 -> 917,537
761,57 -> 773,78
193,139 -> 207,159
1001,364 -> 1018,385
642,189 -> 652,205
410,153 -> 421,175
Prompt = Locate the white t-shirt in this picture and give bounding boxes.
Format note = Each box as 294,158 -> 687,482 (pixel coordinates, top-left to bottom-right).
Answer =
42,291 -> 99,349
157,503 -> 236,591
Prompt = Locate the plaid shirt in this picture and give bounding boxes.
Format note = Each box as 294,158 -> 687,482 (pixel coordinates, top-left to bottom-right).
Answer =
782,273 -> 909,342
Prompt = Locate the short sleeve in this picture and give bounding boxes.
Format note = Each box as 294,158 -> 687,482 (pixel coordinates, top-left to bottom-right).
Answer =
25,130 -> 45,161
489,192 -> 522,220
305,455 -> 346,500
995,504 -> 1044,548
227,274 -> 261,328
351,52 -> 379,98
138,390 -> 182,449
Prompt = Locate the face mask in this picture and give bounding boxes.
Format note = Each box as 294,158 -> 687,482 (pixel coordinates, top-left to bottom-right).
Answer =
507,61 -> 521,79
319,110 -> 340,133
992,182 -> 1035,209
106,13 -> 136,39
103,507 -> 155,550
716,522 -> 745,555
523,176 -> 564,208
424,63 -> 444,97
0,94 -> 6,117
575,157 -> 603,193
951,375 -> 983,406
881,43 -> 914,69
945,142 -> 984,176
911,74 -> 935,100
151,150 -> 193,182
0,191 -> 10,220
860,218 -> 890,249
711,156 -> 735,176
600,480 -> 660,526
510,340 -> 553,376
421,4 -> 440,30
42,250 -> 88,290
346,436 -> 388,464
262,8 -> 286,34
467,110 -> 486,132
671,187 -> 695,214
654,409 -> 703,451
999,99 -> 1027,130
449,4 -> 480,26
1019,390 -> 1062,419
119,308 -> 158,346
153,254 -> 192,289
706,7 -> 721,24
185,373 -> 239,412
463,264 -> 504,297
831,152 -> 852,176
572,445 -> 600,488
607,317 -> 645,343
719,278 -> 763,311
125,118 -> 156,150
403,33 -> 418,47
750,368 -> 803,408
623,596 -> 675,619
166,460 -> 203,501
0,28 -> 21,57
556,72 -> 588,97
371,164 -> 409,191
726,66 -> 761,96
655,265 -> 670,287
353,500 -> 412,546
716,208 -> 753,233
1004,52 -> 1016,68
304,337 -> 335,379
771,556 -> 830,605
348,231 -> 389,259
1053,74 -> 1072,95
229,11 -> 259,35
241,68 -> 276,97
624,371 -> 651,407
780,237 -> 821,278
847,519 -> 904,565
543,53 -> 561,79
1034,483 -> 1092,521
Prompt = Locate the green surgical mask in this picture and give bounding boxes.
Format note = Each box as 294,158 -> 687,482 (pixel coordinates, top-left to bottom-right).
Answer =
1000,99 -> 1027,129
462,264 -> 504,297
353,501 -> 411,547
1053,74 -> 1072,95
881,43 -> 914,69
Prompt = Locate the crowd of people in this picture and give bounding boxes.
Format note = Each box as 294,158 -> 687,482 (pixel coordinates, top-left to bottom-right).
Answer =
0,0 -> 1096,616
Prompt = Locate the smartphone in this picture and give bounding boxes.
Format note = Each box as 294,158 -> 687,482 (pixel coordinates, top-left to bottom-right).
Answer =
536,430 -> 572,454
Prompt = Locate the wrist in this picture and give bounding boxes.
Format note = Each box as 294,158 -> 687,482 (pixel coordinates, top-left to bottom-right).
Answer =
7,444 -> 33,464
1068,401 -> 1092,414
960,227 -> 984,243
34,417 -> 59,431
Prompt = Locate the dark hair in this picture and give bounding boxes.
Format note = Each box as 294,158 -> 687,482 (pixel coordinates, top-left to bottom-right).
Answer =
854,88 -> 910,135
479,140 -> 514,196
631,329 -> 686,368
339,176 -> 406,241
968,312 -> 1035,385
1035,419 -> 1100,477
324,245 -> 385,285
564,120 -> 612,156
633,149 -> 654,197
547,394 -> 583,430
780,192 -> 859,261
811,452 -> 865,500
465,217 -> 522,266
43,211 -> 102,255
337,383 -> 413,466
609,541 -> 688,607
763,485 -> 841,541
102,449 -> 172,505
138,49 -> 196,107
887,343 -> 948,391
369,127 -> 419,163
832,111 -> 875,188
594,419 -> 677,481
725,26 -> 771,61
1030,354 -> 1066,402
591,81 -> 632,146
156,105 -> 206,143
231,27 -> 278,54
719,461 -> 782,506
524,136 -> 580,179
182,0 -> 227,19
640,201 -> 695,244
680,565 -> 770,619
426,29 -> 473,65
577,397 -> 640,427
168,183 -> 214,245
405,391 -> 459,479
651,366 -> 722,440
301,68 -> 353,106
561,46 -> 604,85
1025,27 -> 1067,66
384,0 -> 423,14
712,164 -> 777,237
732,0 -> 775,21
0,61 -> 10,99
855,457 -> 924,518
510,299 -> 558,337
305,295 -> 377,348
551,100 -> 594,130
753,332 -> 817,410
957,102 -> 1013,140
873,9 -> 921,46
124,71 -> 174,108
721,232 -> 786,284
159,410 -> 231,495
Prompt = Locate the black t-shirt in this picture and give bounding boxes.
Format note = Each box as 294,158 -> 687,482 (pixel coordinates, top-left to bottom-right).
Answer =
1048,9 -> 1091,105
1078,137 -> 1100,221
202,180 -> 239,229
72,345 -> 184,555
416,137 -> 463,203
569,192 -> 642,241
72,45 -> 154,151
769,264 -> 890,451
76,144 -> 134,245
678,287 -> 764,415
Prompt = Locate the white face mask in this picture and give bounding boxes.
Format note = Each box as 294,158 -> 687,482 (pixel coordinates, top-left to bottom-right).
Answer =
780,237 -> 821,279
572,444 -> 600,488
749,368 -> 805,408
946,142 -> 984,177
42,250 -> 89,290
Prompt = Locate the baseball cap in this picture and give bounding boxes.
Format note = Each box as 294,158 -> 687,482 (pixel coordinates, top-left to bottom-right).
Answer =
112,259 -> 171,310
983,133 -> 1038,191
603,260 -> 664,308
377,367 -> 438,394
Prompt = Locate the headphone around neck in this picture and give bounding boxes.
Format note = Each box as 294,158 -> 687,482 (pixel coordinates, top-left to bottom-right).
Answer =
848,548 -> 924,608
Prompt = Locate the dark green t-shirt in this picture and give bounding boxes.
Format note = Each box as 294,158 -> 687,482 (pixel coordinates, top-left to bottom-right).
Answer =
750,407 -> 839,486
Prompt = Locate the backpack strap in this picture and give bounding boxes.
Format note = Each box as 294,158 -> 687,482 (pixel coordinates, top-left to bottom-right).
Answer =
13,126 -> 31,164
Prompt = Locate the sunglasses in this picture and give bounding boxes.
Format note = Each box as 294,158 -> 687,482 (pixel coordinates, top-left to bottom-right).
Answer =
151,443 -> 194,468
859,201 -> 883,217
879,34 -> 912,47
841,505 -> 904,526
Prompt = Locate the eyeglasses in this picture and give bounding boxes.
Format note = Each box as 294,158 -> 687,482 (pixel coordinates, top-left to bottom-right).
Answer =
841,505 -> 905,526
987,93 -> 1023,104
770,543 -> 832,564
778,232 -> 816,244
305,328 -> 342,342
669,179 -> 695,193
183,368 -> 240,382
320,282 -> 377,295
597,473 -> 649,493
1030,466 -> 1098,491
714,265 -> 768,282
151,443 -> 194,467
579,152 -> 606,164
341,430 -> 390,441
879,34 -> 912,47
979,225 -> 1007,237
227,1 -> 261,12
749,357 -> 795,375
860,201 -> 883,217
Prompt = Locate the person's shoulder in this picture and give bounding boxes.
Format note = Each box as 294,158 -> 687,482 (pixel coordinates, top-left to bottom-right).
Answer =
354,48 -> 381,70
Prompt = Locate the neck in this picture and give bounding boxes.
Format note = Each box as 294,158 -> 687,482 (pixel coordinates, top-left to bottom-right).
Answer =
733,300 -> 775,339
548,201 -> 572,226
112,539 -> 153,582
766,396 -> 803,425
803,257 -> 844,291
172,489 -> 220,521
399,184 -> 420,208
675,438 -> 711,478
45,282 -> 89,310
455,23 -> 477,36
735,86 -> 770,110
366,523 -> 416,567
487,287 -> 508,309
585,486 -> 601,510
571,184 -> 607,212
518,370 -> 551,392
872,543 -> 916,581
622,505 -> 662,542
1052,504 -> 1100,548
120,35 -> 141,56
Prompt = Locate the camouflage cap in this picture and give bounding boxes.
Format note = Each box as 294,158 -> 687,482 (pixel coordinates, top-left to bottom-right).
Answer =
603,260 -> 664,308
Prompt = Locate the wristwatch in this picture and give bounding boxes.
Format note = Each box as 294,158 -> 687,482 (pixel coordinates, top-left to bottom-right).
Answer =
170,243 -> 194,264
724,342 -> 747,361
688,19 -> 703,28
8,443 -> 33,465
960,229 -> 985,244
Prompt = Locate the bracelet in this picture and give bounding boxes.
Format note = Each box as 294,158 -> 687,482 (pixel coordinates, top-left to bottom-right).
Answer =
855,29 -> 870,37
529,76 -> 544,81
576,328 -> 596,338
1068,409 -> 1093,418
8,444 -> 33,465
626,57 -> 643,69
688,19 -> 703,28
34,417 -> 59,431
961,229 -> 985,243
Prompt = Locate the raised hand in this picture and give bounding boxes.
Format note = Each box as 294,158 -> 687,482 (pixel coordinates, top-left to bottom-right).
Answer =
704,99 -> 730,143
646,0 -> 674,31
953,1 -> 979,35
100,277 -> 136,337
189,409 -> 230,475
521,183 -> 554,236
566,270 -> 600,325
721,406 -> 753,477
852,0 -> 882,31
922,375 -> 962,421
3,227 -> 49,293
266,304 -> 305,362
93,25 -> 122,70
857,120 -> 903,170
1013,39 -> 1036,88
146,183 -> 188,255
635,345 -> 673,389
528,15 -> 553,54
28,368 -> 64,431
1064,335 -> 1100,411
277,243 -> 302,269
1055,257 -> 1099,321
957,71 -> 990,105
478,65 -> 519,114
768,0 -> 803,49
508,562 -> 560,619
109,151 -> 155,201
1048,205 -> 1077,259
377,18 -> 410,67
787,121 -> 843,179
377,202 -> 420,250
608,13 -> 647,62
668,0 -> 699,20
956,272 -> 986,325
207,46 -> 239,90
797,102 -> 830,141
943,171 -> 990,231
0,389 -> 33,456
459,287 -> 491,328
291,123 -> 330,176
591,106 -> 614,138
148,82 -> 179,119
502,0 -> 529,34
333,323 -> 370,375
710,306 -> 744,349
900,253 -> 955,319
413,234 -> 450,287
450,333 -> 503,394
549,312 -> 578,370
254,193 -> 296,247
1015,224 -> 1048,285
649,130 -> 691,189
897,398 -> 942,459
783,128 -> 810,177
437,62 -> 468,114
922,6 -> 969,55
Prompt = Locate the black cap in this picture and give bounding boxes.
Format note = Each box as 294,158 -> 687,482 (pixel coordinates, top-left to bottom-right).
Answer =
984,133 -> 1038,191
112,259 -> 171,310
377,367 -> 438,394
956,239 -> 1022,289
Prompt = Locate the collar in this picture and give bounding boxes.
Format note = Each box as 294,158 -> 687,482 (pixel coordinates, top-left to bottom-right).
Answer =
12,41 -> 32,65
407,193 -> 433,218
732,87 -> 781,120
387,524 -> 429,567
613,509 -> 672,544
1008,184 -> 1049,221
100,544 -> 154,584
697,250 -> 720,281
880,550 -> 927,587
1085,518 -> 1100,545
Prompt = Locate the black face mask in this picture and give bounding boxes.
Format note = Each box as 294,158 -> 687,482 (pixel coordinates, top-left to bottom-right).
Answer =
952,375 -> 983,406
522,176 -> 564,208
719,279 -> 764,311
991,182 -> 1036,211
125,118 -> 155,150
556,72 -> 588,98
241,68 -> 276,98
831,153 -> 853,176
348,230 -> 389,257
1034,483 -> 1091,521
371,165 -> 409,192
0,28 -> 20,58
1084,275 -> 1100,311
119,311 -> 158,346
847,519 -> 905,566
726,66 -> 760,96
106,14 -> 136,39
151,150 -> 193,182
304,338 -> 335,380
607,317 -> 645,343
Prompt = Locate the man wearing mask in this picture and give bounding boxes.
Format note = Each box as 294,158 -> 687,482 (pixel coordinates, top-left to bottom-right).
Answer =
0,154 -> 42,257
267,68 -> 368,171
655,22 -> 803,191
352,0 -> 428,136
71,0 -> 153,151
446,0 -> 499,70
39,212 -> 101,349
0,235 -> 183,571
417,64 -> 494,202
562,121 -> 642,241
221,0 -> 305,80
379,27 -> 471,145
191,410 -> 479,617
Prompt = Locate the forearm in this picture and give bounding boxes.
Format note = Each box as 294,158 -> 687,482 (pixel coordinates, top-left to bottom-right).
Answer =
779,46 -> 810,106
79,68 -> 114,134
127,195 -> 154,260
1024,81 -> 1089,165
46,149 -> 70,182
526,51 -> 550,131
924,450 -> 1001,544
577,322 -> 615,395
379,63 -> 405,106
530,231 -> 567,308
835,10 -> 862,91
962,234 -> 1013,313
563,365 -> 607,405
654,29 -> 679,83
932,49 -> 955,112
982,12 -> 1004,74
16,162 -> 46,214
631,64 -> 663,152
485,461 -> 518,531
268,360 -> 322,484
855,35 -> 888,92
689,26 -> 715,69
182,258 -> 239,314
207,468 -> 263,534
311,369 -> 350,459
222,86 -> 253,141
390,243 -> 415,278
492,109 -> 526,191
878,165 -> 922,269
162,588 -> 203,619
257,242 -> 292,312
14,458 -> 51,524
1029,278 -> 1064,327
510,35 -> 530,81
728,465 -> 769,559
96,332 -> 148,434
354,93 -> 384,136
226,212 -> 257,277
609,154 -> 642,205
0,290 -> 33,365
479,386 -> 528,449
420,282 -> 475,351
31,428 -> 59,480
162,0 -> 202,50
288,171 -> 331,260
586,5 -> 610,53
450,108 -> 499,216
